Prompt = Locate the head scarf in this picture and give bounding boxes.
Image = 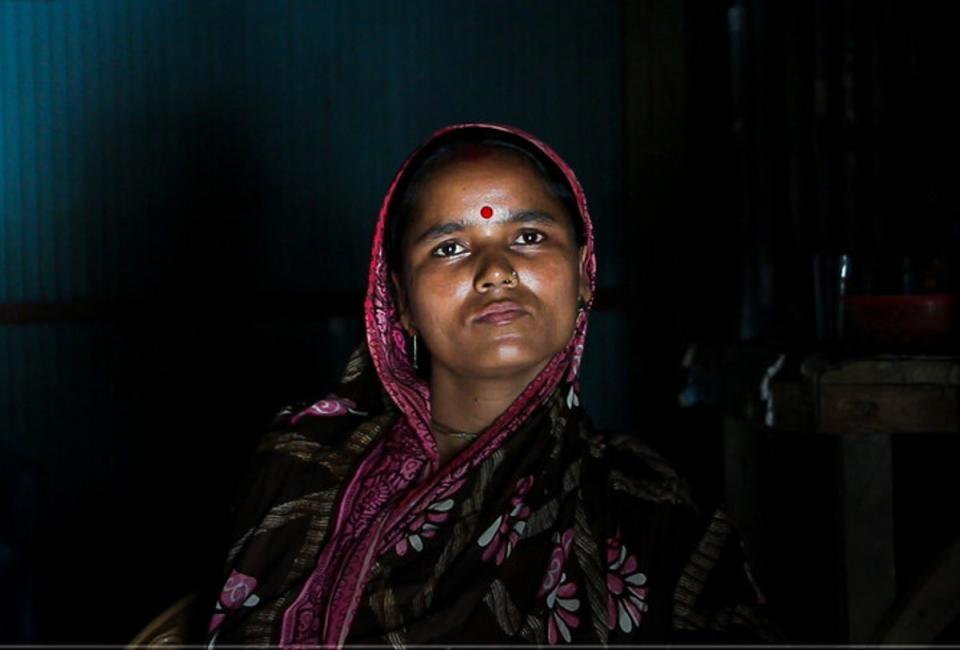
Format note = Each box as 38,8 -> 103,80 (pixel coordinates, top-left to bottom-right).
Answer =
206,124 -> 776,648
364,123 -> 596,474
289,122 -> 595,646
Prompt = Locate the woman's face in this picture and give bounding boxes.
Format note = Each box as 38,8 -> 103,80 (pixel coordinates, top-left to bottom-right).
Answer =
391,149 -> 591,381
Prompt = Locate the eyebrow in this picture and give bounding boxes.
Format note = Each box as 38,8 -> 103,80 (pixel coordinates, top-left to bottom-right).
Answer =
413,210 -> 561,246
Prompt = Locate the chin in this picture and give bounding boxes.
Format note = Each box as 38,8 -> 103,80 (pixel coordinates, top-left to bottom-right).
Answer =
454,346 -> 558,380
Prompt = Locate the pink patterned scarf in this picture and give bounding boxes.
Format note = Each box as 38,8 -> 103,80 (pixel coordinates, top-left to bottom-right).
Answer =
207,124 -> 775,648
280,123 -> 597,646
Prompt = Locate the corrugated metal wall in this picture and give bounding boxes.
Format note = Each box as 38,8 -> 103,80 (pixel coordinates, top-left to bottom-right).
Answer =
0,1 -> 626,641
1,0 -> 624,303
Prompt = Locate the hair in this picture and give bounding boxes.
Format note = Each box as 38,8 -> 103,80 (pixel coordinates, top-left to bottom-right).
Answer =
385,129 -> 585,283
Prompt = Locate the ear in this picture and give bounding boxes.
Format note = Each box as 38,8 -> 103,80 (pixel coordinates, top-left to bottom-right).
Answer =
390,270 -> 413,331
577,245 -> 593,305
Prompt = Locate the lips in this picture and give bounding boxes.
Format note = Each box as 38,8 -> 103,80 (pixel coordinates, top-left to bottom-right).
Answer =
473,300 -> 529,324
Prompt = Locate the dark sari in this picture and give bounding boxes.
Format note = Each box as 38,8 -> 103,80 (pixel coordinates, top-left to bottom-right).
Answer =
206,124 -> 777,647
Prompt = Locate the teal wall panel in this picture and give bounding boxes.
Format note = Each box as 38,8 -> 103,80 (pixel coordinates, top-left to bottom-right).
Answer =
0,2 -> 625,640
0,0 -> 623,303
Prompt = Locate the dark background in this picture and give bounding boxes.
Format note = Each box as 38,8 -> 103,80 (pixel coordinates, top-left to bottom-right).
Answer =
1,0 -> 958,644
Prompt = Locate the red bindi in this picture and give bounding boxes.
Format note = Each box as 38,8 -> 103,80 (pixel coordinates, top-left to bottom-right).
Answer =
480,205 -> 493,219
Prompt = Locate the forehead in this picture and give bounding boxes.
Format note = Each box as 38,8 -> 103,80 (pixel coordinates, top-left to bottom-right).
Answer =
422,149 -> 541,194
412,150 -> 573,225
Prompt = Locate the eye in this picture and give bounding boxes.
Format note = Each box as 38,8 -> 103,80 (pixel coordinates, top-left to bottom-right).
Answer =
431,240 -> 467,258
514,230 -> 547,246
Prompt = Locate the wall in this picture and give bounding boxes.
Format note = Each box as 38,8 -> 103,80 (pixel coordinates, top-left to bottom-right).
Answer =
0,0 -> 627,642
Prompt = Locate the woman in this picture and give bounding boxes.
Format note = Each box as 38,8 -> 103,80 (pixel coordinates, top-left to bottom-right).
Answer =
206,124 -> 776,646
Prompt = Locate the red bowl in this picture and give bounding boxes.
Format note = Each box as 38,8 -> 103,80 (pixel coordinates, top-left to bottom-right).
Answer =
842,293 -> 959,350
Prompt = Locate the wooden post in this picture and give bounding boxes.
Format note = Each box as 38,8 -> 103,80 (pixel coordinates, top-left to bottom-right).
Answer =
838,433 -> 896,643
622,0 -> 686,430
722,416 -> 768,588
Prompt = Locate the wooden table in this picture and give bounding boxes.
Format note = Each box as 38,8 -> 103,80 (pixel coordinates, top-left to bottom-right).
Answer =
714,352 -> 960,643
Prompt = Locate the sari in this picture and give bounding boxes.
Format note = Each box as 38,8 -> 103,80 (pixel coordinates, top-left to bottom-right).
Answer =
206,124 -> 777,646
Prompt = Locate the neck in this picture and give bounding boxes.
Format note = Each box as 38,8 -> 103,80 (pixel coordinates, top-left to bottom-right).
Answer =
429,359 -> 549,437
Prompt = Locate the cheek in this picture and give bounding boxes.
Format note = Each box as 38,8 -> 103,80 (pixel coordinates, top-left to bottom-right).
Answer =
408,269 -> 469,327
525,257 -> 580,309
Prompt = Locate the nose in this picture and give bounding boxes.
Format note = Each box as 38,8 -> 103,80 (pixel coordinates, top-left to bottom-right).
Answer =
474,256 -> 518,292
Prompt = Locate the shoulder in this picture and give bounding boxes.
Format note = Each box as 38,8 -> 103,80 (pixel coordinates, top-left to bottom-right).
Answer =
586,430 -> 699,512
257,393 -> 393,467
225,394 -> 396,528
250,340 -> 395,466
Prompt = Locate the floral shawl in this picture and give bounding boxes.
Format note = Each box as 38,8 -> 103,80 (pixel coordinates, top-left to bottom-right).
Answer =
206,124 -> 776,647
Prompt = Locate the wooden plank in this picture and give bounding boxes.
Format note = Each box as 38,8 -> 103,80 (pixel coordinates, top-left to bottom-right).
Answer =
820,384 -> 960,434
821,358 -> 960,386
874,534 -> 960,643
